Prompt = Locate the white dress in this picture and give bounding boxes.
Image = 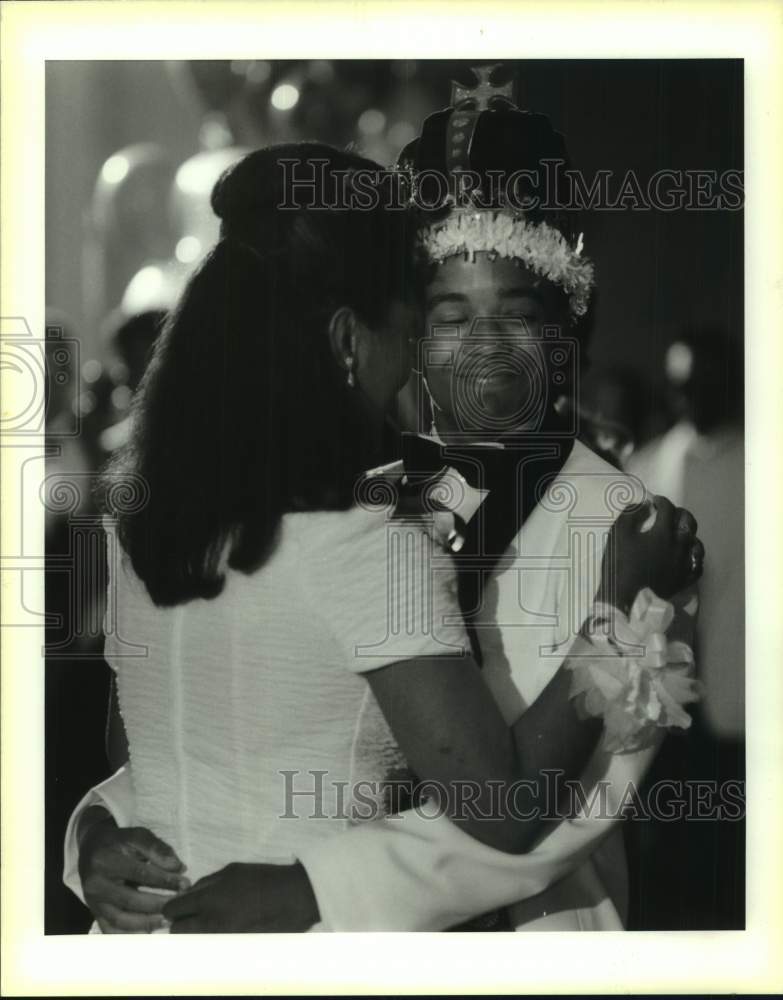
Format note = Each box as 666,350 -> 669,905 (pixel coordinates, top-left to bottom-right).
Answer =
105,504 -> 469,887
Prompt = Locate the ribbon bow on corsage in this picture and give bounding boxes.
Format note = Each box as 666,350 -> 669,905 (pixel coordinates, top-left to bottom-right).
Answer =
567,587 -> 702,754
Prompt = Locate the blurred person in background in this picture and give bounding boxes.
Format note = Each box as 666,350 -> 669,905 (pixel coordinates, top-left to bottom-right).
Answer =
98,309 -> 167,453
625,327 -> 744,929
573,366 -> 650,470
628,327 -> 744,741
45,314 -> 114,933
45,315 -> 91,538
108,309 -> 167,394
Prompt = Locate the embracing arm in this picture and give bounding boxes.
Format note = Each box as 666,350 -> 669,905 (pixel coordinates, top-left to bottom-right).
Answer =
365,636 -> 601,855
362,497 -> 693,855
63,764 -> 137,903
297,582 -> 698,932
64,678 -> 133,901
64,679 -> 190,932
298,738 -> 660,931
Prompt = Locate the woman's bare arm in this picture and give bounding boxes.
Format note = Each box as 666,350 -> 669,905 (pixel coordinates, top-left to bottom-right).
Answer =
366,645 -> 598,855
366,498 -> 701,855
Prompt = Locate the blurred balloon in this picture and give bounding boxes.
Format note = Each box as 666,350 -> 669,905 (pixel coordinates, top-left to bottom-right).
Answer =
170,147 -> 249,266
84,143 -> 177,336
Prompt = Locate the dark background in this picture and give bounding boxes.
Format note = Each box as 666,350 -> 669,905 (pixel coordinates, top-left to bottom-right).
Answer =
46,59 -> 744,379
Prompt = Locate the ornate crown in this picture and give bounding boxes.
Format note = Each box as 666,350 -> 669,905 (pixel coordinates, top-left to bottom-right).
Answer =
396,64 -> 595,321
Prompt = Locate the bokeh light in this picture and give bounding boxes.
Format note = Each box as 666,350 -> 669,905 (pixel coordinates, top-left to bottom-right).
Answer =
175,235 -> 202,264
666,342 -> 694,384
81,359 -> 103,384
357,108 -> 386,136
101,154 -> 130,185
111,385 -> 133,411
270,83 -> 300,111
387,120 -> 416,150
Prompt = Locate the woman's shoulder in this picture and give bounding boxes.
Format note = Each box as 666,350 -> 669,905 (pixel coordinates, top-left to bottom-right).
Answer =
283,479 -> 468,675
284,464 -> 447,602
283,461 -> 408,546
282,501 -> 399,564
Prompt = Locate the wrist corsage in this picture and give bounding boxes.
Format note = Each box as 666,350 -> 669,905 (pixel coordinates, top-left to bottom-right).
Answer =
567,587 -> 701,754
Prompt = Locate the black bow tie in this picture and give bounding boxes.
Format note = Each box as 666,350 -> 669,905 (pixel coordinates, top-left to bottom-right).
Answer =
402,434 -> 522,492
402,432 -> 574,493
400,430 -> 574,563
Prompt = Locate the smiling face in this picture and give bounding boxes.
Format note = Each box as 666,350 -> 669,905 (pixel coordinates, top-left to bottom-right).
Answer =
421,252 -> 569,441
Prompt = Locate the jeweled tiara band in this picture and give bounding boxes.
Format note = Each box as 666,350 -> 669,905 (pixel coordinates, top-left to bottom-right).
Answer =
417,207 -> 595,321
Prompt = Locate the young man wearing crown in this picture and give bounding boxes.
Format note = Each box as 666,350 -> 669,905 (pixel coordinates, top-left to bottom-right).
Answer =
282,68 -> 704,932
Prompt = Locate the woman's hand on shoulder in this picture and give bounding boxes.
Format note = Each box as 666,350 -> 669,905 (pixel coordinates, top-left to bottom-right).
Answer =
597,493 -> 704,613
78,807 -> 189,933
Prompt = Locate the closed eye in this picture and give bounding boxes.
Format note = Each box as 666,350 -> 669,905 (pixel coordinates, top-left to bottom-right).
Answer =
430,313 -> 469,326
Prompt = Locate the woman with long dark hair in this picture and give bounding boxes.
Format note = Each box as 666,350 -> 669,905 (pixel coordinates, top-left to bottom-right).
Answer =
65,143 -> 702,934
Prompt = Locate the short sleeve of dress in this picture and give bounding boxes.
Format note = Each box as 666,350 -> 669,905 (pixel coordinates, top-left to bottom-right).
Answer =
294,505 -> 471,674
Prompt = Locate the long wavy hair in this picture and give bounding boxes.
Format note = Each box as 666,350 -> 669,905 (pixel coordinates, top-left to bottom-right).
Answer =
104,144 -> 413,607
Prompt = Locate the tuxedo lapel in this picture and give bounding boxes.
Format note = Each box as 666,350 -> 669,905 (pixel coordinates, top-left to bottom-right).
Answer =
400,432 -> 574,666
451,440 -> 573,665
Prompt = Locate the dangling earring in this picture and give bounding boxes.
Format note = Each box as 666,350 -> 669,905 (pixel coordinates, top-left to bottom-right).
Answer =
412,366 -> 440,437
422,375 -> 441,436
345,355 -> 356,389
410,337 -> 441,436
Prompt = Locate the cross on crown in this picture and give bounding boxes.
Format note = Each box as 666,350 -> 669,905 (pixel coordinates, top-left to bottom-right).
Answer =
450,64 -> 517,112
